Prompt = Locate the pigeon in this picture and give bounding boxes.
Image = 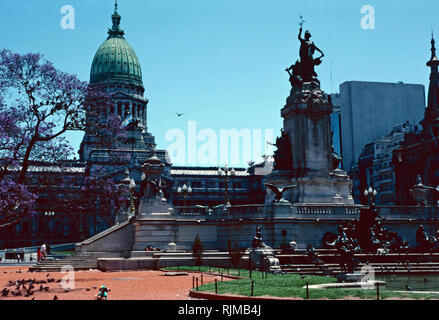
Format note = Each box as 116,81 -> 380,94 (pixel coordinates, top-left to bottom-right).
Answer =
405,284 -> 413,291
86,288 -> 90,291
2,288 -> 9,296
31,297 -> 35,300
46,273 -> 50,277
264,183 -> 297,202
39,285 -> 44,291
44,286 -> 49,292
14,290 -> 22,296
53,295 -> 58,300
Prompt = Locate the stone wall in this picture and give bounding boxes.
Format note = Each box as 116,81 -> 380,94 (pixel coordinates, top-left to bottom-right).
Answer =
76,219 -> 135,255
77,204 -> 439,255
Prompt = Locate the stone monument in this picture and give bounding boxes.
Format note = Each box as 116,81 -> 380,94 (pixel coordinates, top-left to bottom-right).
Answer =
131,149 -> 174,253
115,168 -> 136,224
266,25 -> 353,204
248,226 -> 282,273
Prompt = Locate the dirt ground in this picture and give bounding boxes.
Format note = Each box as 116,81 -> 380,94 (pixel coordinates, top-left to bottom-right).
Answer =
0,266 -> 221,300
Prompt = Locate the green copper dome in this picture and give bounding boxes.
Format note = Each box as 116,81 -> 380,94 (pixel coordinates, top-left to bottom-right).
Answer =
90,4 -> 143,86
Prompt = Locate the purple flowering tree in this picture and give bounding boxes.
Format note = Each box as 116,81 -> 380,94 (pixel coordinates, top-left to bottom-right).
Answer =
0,50 -> 127,230
0,179 -> 36,228
0,50 -> 88,183
76,167 -> 126,238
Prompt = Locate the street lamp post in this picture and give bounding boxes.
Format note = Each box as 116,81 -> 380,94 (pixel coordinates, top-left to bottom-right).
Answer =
364,186 -> 377,207
217,165 -> 236,206
44,211 -> 55,249
129,178 -> 137,216
177,184 -> 192,207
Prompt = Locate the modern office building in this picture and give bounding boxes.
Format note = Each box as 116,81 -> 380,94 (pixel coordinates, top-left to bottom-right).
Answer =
331,81 -> 425,172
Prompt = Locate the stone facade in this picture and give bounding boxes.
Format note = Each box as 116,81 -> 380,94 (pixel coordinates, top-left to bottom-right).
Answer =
355,122 -> 416,205
393,37 -> 439,205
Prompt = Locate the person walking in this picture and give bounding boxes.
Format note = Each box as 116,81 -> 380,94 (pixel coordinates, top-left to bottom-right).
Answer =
40,244 -> 47,261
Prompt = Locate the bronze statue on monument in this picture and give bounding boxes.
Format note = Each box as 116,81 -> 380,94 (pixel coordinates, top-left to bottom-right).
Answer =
286,20 -> 324,87
265,17 -> 355,205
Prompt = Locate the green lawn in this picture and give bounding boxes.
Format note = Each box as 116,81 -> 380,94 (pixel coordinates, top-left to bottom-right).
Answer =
51,250 -> 75,255
164,266 -> 439,300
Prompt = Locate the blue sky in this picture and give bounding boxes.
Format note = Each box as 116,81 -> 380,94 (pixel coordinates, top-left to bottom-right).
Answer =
1,0 -> 437,167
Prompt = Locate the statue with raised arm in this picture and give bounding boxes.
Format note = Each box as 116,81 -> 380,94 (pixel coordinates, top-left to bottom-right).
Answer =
297,26 -> 324,83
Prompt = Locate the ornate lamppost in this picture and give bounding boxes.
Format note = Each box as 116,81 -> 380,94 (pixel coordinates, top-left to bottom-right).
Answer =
364,186 -> 378,223
364,186 -> 377,207
129,178 -> 137,217
217,165 -> 236,206
44,211 -> 55,250
177,184 -> 192,207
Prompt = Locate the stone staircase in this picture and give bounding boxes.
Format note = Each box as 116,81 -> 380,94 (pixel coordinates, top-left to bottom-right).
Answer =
29,253 -> 98,272
277,251 -> 439,276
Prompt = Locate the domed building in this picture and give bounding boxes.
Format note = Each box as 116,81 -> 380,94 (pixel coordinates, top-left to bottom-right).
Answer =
79,2 -> 168,168
0,2 -> 267,250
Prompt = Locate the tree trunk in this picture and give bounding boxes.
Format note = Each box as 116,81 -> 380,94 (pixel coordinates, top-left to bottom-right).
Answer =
18,138 -> 37,184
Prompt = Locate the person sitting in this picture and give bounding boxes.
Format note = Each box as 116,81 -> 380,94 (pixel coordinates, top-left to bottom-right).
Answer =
95,285 -> 110,300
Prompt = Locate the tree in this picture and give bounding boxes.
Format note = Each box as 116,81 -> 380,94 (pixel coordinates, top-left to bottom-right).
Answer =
192,234 -> 204,267
0,50 -> 124,183
228,239 -> 245,269
0,50 -> 126,229
0,50 -> 89,183
0,179 -> 36,228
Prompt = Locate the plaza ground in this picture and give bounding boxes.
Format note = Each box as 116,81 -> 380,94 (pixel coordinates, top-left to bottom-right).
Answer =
2,265 -> 439,300
0,266 -> 227,300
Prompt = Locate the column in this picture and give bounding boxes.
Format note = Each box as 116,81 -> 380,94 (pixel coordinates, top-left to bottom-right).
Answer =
139,105 -> 143,126
125,102 -> 130,117
143,105 -> 147,127
117,102 -> 121,116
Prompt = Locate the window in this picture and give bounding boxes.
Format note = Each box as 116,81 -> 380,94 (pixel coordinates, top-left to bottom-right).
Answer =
191,182 -> 202,188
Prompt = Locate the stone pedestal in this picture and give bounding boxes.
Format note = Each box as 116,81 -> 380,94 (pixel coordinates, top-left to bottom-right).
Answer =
131,196 -> 175,253
267,82 -> 354,205
248,246 -> 281,273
